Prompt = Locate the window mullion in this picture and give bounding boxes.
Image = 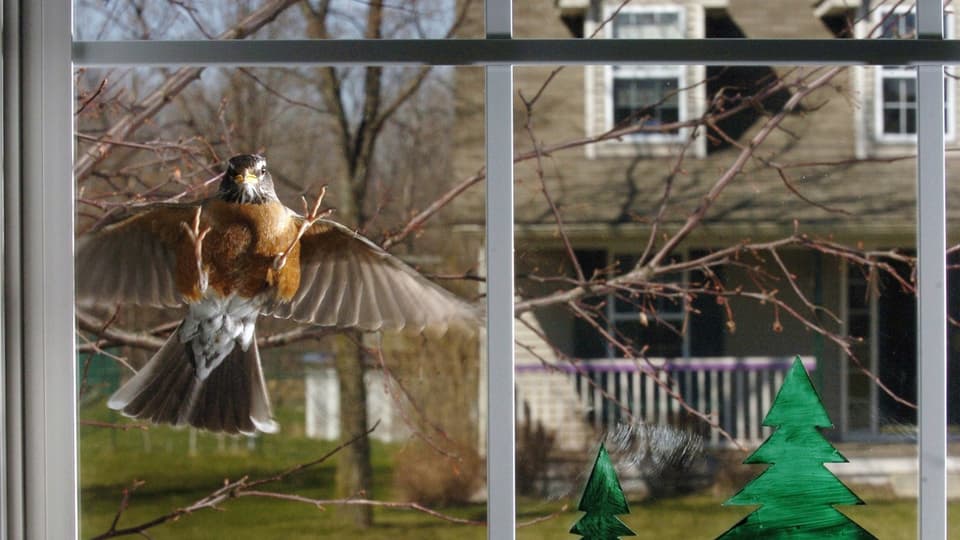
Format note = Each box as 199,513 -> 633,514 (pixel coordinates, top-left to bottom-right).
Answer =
485,1 -> 514,538
916,2 -> 947,539
916,62 -> 948,540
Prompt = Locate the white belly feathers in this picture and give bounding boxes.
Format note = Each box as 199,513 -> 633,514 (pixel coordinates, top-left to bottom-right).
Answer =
179,293 -> 266,380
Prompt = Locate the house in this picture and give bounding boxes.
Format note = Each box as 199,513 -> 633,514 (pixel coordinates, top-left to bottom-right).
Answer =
451,0 -> 960,460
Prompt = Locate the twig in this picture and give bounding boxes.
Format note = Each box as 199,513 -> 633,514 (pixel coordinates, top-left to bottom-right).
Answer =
74,0 -> 302,181
79,420 -> 150,431
236,492 -> 485,526
76,77 -> 108,116
91,423 -> 380,539
370,345 -> 463,461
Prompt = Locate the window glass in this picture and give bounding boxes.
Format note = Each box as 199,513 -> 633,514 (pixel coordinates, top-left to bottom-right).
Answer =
946,68 -> 960,531
514,0 -> 928,39
73,0 -> 479,40
612,77 -> 681,135
75,65 -> 486,538
611,9 -> 684,39
512,63 -> 923,537
875,66 -> 955,144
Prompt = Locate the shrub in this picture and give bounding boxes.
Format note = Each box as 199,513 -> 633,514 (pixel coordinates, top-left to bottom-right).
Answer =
392,441 -> 483,506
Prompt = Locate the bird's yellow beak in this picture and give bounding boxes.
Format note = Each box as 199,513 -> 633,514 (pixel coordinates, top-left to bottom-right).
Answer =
235,170 -> 259,185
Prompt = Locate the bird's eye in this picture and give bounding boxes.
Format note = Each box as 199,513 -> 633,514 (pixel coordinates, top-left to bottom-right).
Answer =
260,165 -> 267,174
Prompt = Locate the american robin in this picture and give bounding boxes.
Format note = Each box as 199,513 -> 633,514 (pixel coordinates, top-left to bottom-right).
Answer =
76,154 -> 477,435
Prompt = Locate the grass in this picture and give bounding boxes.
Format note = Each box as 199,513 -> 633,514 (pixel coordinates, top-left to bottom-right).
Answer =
80,401 -> 960,539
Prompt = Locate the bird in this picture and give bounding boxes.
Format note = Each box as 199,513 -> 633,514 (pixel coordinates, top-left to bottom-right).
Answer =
76,154 -> 478,435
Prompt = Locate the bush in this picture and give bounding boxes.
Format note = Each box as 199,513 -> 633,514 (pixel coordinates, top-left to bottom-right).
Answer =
516,419 -> 556,496
392,441 -> 483,506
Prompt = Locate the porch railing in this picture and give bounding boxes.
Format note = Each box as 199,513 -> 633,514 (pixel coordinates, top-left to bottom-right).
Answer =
515,356 -> 815,450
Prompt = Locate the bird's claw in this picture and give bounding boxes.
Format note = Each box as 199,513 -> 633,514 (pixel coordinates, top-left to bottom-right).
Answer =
301,185 -> 328,222
272,252 -> 289,272
181,207 -> 211,294
274,186 -> 331,272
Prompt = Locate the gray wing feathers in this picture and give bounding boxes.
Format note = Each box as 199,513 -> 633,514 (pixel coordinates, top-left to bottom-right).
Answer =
75,219 -> 182,308
267,220 -> 478,333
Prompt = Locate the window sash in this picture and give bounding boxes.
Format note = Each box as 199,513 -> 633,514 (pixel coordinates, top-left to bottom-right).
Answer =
875,67 -> 954,141
873,8 -> 954,143
612,75 -> 681,126
609,5 -> 686,40
6,1 -> 953,540
607,65 -> 686,141
881,74 -> 918,135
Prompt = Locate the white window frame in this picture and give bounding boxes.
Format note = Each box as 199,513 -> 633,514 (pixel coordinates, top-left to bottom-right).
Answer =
873,6 -> 956,143
604,4 -> 687,143
2,0 -> 953,539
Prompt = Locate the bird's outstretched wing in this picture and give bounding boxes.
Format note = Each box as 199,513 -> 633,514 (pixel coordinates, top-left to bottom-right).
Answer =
265,218 -> 479,333
75,204 -> 202,309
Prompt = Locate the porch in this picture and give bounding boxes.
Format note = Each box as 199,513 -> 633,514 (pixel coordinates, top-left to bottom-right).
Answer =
515,355 -> 815,452
514,355 -> 960,499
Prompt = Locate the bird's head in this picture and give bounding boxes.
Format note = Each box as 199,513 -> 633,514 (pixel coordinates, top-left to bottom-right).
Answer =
219,154 -> 279,204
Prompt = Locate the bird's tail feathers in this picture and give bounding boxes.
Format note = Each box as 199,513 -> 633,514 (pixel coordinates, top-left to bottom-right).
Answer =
107,325 -> 278,434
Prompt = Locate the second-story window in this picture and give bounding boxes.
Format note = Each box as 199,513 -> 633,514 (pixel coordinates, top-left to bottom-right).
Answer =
608,6 -> 685,141
875,7 -> 953,141
880,73 -> 917,136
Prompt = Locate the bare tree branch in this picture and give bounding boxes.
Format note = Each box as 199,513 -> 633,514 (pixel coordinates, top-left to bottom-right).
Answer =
74,0 -> 301,181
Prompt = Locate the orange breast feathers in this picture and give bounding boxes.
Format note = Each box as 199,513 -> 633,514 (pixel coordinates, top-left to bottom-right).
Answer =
175,200 -> 302,302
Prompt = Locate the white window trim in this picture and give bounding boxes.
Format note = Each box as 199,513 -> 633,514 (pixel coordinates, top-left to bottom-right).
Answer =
872,6 -> 956,144
603,4 -> 688,144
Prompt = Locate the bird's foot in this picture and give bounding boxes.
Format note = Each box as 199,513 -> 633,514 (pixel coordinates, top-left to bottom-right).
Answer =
181,207 -> 212,294
273,186 -> 332,272
272,252 -> 290,273
301,184 -> 329,223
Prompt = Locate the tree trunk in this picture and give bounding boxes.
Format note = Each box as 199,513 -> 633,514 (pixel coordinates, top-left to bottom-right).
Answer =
334,333 -> 373,527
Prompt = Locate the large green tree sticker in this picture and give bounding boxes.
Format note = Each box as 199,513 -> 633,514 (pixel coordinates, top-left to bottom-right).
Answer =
717,357 -> 876,539
570,444 -> 636,539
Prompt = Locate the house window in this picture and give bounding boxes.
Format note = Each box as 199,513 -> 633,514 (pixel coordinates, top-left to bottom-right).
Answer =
607,6 -> 685,140
875,8 -> 953,141
842,257 -> 919,437
612,9 -> 683,39
880,74 -> 917,136
609,253 -> 685,358
572,249 -> 724,360
612,77 -> 680,132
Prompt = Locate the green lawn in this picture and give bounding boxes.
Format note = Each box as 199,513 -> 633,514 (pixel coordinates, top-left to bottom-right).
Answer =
80,403 -> 960,539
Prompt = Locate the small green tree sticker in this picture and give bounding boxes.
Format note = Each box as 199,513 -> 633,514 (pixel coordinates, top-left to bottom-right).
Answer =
570,444 -> 636,540
717,357 -> 876,539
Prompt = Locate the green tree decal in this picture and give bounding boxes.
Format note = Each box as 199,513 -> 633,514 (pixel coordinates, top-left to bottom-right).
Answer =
717,357 -> 876,539
570,444 -> 636,540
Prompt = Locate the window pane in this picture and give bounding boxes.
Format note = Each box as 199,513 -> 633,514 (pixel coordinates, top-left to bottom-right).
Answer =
514,0 -> 932,39
614,320 -> 683,358
512,63 -> 921,537
73,0 -> 480,40
76,65 -> 486,538
945,72 -> 960,530
613,77 -> 681,133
